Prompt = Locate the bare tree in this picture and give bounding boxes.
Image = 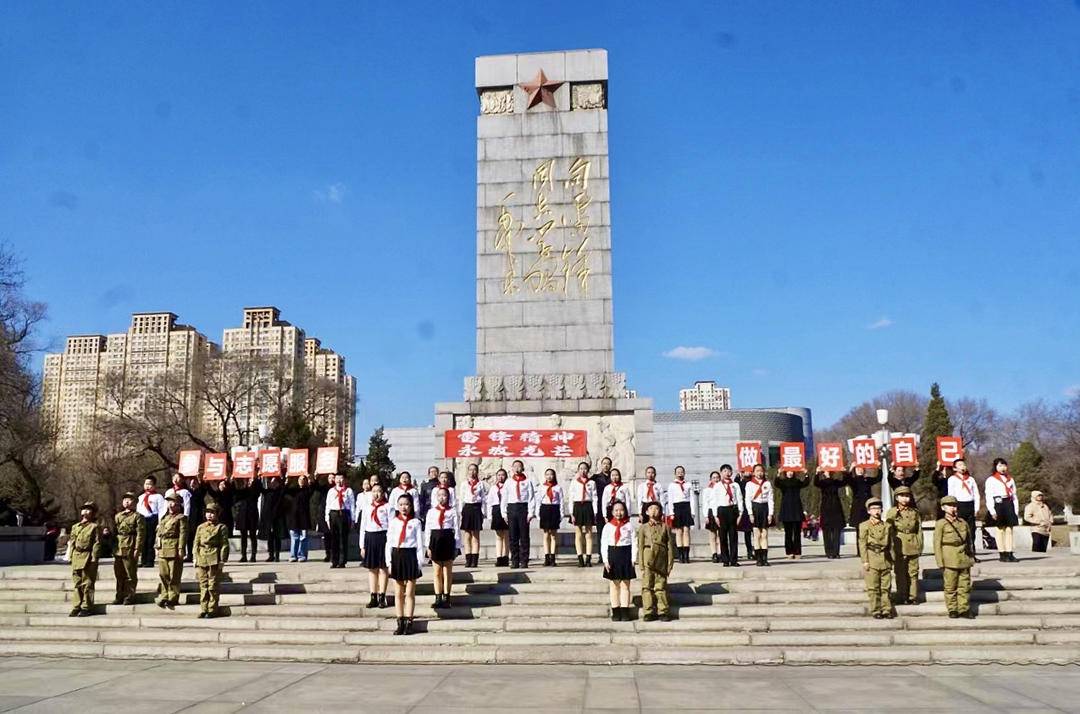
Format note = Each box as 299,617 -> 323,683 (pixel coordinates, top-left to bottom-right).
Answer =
816,389 -> 928,442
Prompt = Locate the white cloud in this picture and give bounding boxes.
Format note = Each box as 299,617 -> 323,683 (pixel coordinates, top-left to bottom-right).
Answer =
313,182 -> 348,204
866,317 -> 894,330
1065,384 -> 1080,398
662,346 -> 717,361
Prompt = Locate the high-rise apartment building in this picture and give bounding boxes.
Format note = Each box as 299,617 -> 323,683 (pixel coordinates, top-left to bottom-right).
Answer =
304,337 -> 357,456
41,313 -> 214,451
678,380 -> 732,412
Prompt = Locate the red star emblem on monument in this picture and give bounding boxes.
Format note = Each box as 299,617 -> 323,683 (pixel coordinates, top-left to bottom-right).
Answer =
519,70 -> 564,109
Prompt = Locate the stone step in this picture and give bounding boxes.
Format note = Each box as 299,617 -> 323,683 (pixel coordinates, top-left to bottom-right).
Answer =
0,638 -> 1076,665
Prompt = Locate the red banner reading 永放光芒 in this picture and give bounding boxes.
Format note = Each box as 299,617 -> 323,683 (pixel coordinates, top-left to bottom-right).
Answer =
444,429 -> 588,459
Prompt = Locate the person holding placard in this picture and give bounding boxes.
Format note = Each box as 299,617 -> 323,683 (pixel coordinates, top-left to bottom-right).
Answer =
814,467 -> 847,559
776,469 -> 810,559
231,478 -> 261,562
984,458 -> 1020,562
847,466 -> 882,553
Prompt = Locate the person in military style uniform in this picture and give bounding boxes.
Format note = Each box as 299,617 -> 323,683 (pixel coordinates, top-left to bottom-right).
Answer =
858,497 -> 894,619
193,503 -> 230,618
886,486 -> 923,606
69,502 -> 102,617
155,493 -> 188,610
112,492 -> 145,605
636,501 -> 676,622
934,495 -> 975,619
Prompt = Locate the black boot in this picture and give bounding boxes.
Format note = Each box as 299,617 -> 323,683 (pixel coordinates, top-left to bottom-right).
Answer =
755,549 -> 763,567
404,617 -> 415,634
378,593 -> 388,608
578,555 -> 586,568
550,553 -> 557,567
999,552 -> 1006,562
432,594 -> 442,609
367,593 -> 378,608
762,550 -> 770,567
611,607 -> 620,622
1008,552 -> 1019,563
585,555 -> 593,567
393,617 -> 406,635
683,547 -> 691,563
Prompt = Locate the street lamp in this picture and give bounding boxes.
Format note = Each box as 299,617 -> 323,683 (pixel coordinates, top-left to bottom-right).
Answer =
875,409 -> 892,512
690,479 -> 701,530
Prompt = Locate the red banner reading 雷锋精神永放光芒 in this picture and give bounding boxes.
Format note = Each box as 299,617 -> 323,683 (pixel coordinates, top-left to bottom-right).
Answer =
444,429 -> 588,459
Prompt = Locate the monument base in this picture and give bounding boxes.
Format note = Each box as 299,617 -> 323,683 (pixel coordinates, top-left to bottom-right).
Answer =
435,397 -> 653,486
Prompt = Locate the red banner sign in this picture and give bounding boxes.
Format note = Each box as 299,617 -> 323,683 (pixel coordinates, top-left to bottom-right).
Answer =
890,436 -> 919,468
816,442 -> 846,473
936,436 -> 964,465
736,441 -> 762,473
778,442 -> 806,472
233,451 -> 258,479
203,453 -> 229,481
444,429 -> 587,459
178,450 -> 202,477
286,449 -> 309,476
258,449 -> 282,478
851,438 -> 879,468
315,447 -> 339,475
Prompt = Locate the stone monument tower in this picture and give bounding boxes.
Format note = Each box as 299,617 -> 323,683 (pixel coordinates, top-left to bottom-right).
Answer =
436,49 -> 653,483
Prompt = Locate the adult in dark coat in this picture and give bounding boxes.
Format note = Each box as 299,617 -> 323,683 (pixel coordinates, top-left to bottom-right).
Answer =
847,467 -> 882,554
231,478 -> 261,562
207,480 -> 234,537
311,475 -> 332,563
185,477 -> 207,562
775,471 -> 810,557
284,476 -> 314,562
814,469 -> 847,558
591,457 -> 613,547
258,478 -> 286,562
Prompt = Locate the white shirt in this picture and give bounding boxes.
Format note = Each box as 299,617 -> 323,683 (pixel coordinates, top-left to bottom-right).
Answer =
384,515 -> 425,569
388,485 -> 420,515
459,479 -> 487,506
713,479 -> 743,512
636,479 -> 666,512
702,481 -> 720,515
743,478 -> 774,521
136,491 -> 166,518
424,504 -> 461,549
484,481 -> 506,519
984,473 -> 1019,519
501,476 -> 535,509
164,487 -> 191,517
601,482 -> 633,517
568,476 -> 598,514
324,486 -> 355,524
666,480 -> 697,518
358,496 -> 391,533
600,518 -> 637,565
536,483 -> 565,519
947,474 -> 981,511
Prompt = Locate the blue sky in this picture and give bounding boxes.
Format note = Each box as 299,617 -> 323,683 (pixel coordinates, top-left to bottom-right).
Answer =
3,2 -> 1079,441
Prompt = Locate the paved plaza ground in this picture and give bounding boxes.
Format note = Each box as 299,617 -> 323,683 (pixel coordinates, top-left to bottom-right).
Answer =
0,658 -> 1075,712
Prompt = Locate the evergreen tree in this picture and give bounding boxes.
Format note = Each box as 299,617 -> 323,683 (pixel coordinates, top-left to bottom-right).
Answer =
268,406 -> 324,451
361,426 -> 396,490
1010,440 -> 1043,505
917,383 -> 953,517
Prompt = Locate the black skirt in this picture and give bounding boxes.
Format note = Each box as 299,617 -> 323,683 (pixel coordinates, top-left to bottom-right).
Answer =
751,502 -> 770,527
429,529 -> 457,563
390,547 -> 422,582
489,505 -> 508,532
461,503 -> 483,531
572,502 -> 595,528
603,545 -> 636,581
994,498 -> 1019,528
672,501 -> 694,529
362,530 -> 388,570
539,503 -> 562,531
705,511 -> 718,532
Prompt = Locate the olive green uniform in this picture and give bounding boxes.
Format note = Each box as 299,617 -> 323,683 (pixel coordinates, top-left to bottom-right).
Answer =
858,517 -> 894,617
886,506 -> 923,603
934,516 -> 973,616
113,510 -> 145,603
636,520 -> 676,617
193,521 -> 230,614
69,521 -> 102,612
156,512 -> 188,606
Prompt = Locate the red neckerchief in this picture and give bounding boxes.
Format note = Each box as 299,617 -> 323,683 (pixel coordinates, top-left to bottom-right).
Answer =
396,514 -> 410,545
751,477 -> 765,501
513,474 -> 526,500
576,476 -> 589,502
723,480 -> 734,502
335,486 -> 345,509
609,483 -> 620,505
371,499 -> 385,527
143,489 -> 154,511
496,482 -> 503,499
676,480 -> 686,497
546,483 -> 556,503
958,474 -> 973,495
609,518 -> 628,543
469,479 -> 478,498
993,472 -> 1014,497
436,505 -> 448,528
646,481 -> 656,501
